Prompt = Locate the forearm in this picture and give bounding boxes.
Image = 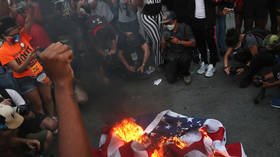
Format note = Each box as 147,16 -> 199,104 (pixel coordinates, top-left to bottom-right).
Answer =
24,7 -> 33,34
268,80 -> 280,88
10,137 -> 26,147
16,54 -> 35,73
224,48 -> 233,67
55,82 -> 92,157
180,40 -> 195,47
141,43 -> 150,66
118,52 -> 130,68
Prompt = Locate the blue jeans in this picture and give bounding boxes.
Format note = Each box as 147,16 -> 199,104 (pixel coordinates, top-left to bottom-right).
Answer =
216,16 -> 227,54
0,68 -> 18,90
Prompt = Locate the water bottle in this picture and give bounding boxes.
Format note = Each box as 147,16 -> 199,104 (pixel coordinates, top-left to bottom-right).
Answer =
36,72 -> 50,84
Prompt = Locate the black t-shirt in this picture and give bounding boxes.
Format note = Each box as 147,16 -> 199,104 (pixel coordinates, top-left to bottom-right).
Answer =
142,0 -> 162,15
117,32 -> 146,53
163,23 -> 195,53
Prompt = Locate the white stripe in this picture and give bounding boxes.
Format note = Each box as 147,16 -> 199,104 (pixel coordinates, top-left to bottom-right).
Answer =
107,135 -> 124,157
240,143 -> 247,157
144,110 -> 169,134
203,119 -> 224,133
131,141 -> 149,157
99,134 -> 108,147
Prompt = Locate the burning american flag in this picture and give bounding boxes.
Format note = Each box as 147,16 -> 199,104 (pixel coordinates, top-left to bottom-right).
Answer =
92,110 -> 247,157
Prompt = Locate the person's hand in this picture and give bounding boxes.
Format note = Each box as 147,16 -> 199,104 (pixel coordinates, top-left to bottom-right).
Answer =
126,65 -> 136,72
125,32 -> 133,37
223,7 -> 233,15
25,139 -> 40,151
39,42 -> 74,86
170,37 -> 180,45
137,65 -> 145,73
261,81 -> 273,88
224,66 -> 231,75
236,68 -> 244,75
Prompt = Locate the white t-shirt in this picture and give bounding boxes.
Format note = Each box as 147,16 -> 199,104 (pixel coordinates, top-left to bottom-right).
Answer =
195,0 -> 206,19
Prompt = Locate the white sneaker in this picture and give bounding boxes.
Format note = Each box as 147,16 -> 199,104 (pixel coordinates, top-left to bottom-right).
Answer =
205,64 -> 216,78
197,62 -> 208,75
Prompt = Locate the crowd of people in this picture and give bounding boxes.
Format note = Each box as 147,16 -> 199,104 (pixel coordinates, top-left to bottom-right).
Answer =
0,0 -> 280,156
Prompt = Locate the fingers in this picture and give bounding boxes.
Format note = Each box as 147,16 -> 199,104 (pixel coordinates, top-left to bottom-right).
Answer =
40,42 -> 73,63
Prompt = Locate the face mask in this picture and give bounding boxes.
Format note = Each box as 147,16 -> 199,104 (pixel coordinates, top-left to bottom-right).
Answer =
166,24 -> 175,31
6,34 -> 20,43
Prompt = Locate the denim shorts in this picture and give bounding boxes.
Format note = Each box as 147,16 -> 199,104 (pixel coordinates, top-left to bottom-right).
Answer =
15,76 -> 42,94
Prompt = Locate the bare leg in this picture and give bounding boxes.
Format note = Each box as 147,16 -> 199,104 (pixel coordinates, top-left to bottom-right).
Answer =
38,84 -> 54,117
24,88 -> 44,114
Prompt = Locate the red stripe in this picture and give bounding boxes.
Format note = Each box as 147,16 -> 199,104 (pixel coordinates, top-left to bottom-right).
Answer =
167,133 -> 208,156
207,127 -> 225,141
119,142 -> 135,157
226,143 -> 242,157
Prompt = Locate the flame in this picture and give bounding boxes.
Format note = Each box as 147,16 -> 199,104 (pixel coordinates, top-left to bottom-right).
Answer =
151,136 -> 187,157
112,118 -> 145,143
111,118 -> 188,157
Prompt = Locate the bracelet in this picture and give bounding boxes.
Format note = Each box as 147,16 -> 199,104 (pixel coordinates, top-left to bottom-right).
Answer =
224,66 -> 229,69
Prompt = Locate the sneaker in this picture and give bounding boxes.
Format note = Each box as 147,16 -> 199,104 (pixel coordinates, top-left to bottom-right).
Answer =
205,64 -> 216,78
197,62 -> 208,75
271,98 -> 280,109
183,75 -> 192,85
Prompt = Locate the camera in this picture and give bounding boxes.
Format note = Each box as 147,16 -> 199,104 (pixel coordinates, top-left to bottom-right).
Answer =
254,75 -> 264,87
15,105 -> 30,116
15,1 -> 28,14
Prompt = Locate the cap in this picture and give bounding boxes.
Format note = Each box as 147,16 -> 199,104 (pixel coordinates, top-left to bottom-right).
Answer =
161,11 -> 177,24
263,34 -> 280,50
0,16 -> 18,35
0,103 -> 24,129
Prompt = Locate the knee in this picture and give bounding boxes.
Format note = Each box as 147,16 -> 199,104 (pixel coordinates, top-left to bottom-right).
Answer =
41,117 -> 58,131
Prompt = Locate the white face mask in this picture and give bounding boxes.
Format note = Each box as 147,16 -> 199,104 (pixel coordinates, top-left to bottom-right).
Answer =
166,24 -> 175,31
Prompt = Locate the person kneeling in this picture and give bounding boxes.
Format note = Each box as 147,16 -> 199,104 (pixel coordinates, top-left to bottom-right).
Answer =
161,11 -> 196,85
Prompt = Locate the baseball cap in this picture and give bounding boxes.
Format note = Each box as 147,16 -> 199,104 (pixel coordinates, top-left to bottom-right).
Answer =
0,16 -> 18,35
161,11 -> 177,24
0,103 -> 24,129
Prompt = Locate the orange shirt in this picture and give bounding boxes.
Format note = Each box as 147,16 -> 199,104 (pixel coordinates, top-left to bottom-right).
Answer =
0,29 -> 43,78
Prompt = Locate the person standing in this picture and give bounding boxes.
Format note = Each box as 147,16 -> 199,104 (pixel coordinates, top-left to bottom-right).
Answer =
137,0 -> 163,68
243,0 -> 269,32
187,0 -> 220,77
